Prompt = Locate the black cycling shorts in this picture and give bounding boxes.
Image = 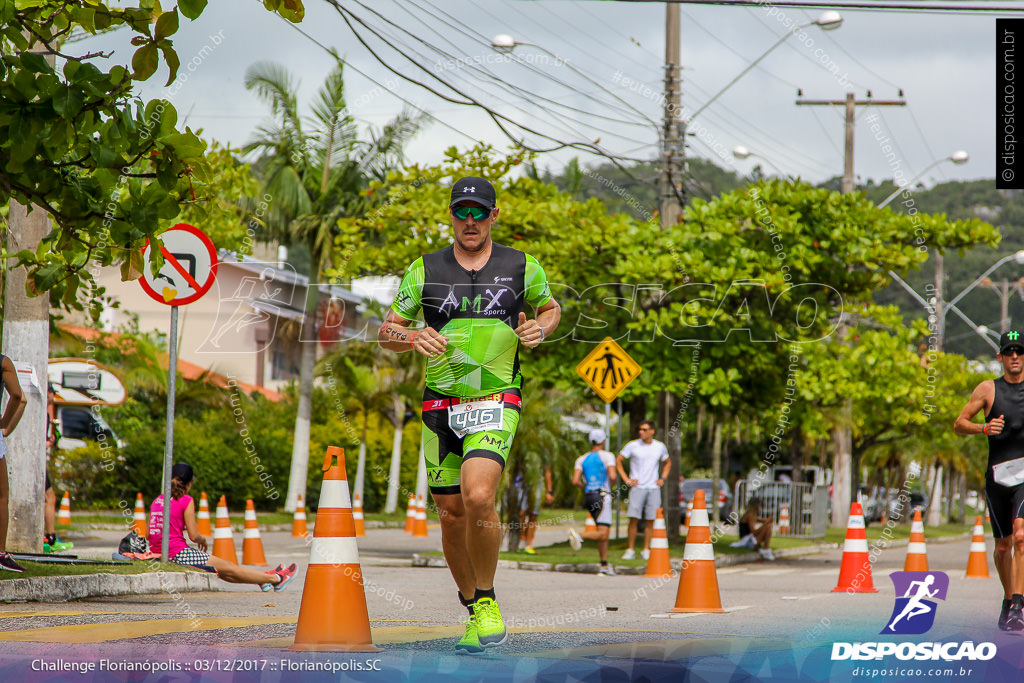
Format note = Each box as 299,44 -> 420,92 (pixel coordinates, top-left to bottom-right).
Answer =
986,477 -> 1024,539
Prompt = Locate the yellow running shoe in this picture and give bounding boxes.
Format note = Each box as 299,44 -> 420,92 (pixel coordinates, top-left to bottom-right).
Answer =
472,597 -> 508,648
455,615 -> 484,655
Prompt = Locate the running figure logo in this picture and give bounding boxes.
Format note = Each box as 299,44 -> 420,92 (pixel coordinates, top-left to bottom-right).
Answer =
881,571 -> 949,635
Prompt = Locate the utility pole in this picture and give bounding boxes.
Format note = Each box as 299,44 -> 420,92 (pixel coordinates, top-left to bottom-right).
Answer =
796,91 -> 904,527
660,2 -> 683,229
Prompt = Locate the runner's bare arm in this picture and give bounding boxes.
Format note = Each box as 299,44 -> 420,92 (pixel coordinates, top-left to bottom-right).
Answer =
378,310 -> 448,357
0,356 -> 26,436
954,380 -> 996,435
183,503 -> 207,550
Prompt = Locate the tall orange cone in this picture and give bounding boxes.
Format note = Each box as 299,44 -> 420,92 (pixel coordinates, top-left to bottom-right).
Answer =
412,494 -> 429,538
212,495 -> 238,564
241,499 -> 268,566
779,504 -> 791,536
197,492 -> 213,537
353,492 -> 366,537
645,508 -> 672,578
132,493 -> 147,537
965,515 -> 990,578
56,492 -> 71,526
290,446 -> 380,652
832,502 -> 877,593
404,495 -> 416,533
292,493 -> 308,538
669,490 -> 724,613
904,509 -> 928,572
584,513 -> 598,535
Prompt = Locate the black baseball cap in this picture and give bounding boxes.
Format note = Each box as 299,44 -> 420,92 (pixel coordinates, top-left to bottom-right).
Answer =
1000,331 -> 1024,353
172,462 -> 194,485
449,176 -> 496,208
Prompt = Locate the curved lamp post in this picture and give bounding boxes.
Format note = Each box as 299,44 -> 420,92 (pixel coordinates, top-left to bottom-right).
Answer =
877,150 -> 969,209
732,145 -> 786,177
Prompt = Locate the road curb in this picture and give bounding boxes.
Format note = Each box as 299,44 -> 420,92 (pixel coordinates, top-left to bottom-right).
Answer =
0,571 -> 221,603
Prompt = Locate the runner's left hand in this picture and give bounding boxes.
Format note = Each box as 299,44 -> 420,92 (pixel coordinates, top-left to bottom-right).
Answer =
515,312 -> 544,347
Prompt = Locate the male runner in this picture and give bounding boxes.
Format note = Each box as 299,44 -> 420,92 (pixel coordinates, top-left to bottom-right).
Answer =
379,176 -> 560,654
954,329 -> 1024,630
572,428 -> 618,575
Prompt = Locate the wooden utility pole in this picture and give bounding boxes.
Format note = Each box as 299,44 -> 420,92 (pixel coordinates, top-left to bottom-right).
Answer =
797,92 -> 904,527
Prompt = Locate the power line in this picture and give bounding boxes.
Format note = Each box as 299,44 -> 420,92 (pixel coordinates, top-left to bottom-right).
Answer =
617,0 -> 1024,15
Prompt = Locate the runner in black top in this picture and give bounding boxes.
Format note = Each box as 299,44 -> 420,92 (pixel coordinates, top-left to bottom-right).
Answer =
955,329 -> 1024,631
379,176 -> 560,654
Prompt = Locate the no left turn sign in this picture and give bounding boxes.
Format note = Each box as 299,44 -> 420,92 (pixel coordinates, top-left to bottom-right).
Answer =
140,223 -> 218,306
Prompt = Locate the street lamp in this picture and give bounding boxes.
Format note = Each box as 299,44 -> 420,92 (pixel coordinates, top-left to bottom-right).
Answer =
688,11 -> 842,123
947,251 -> 1024,309
877,150 -> 969,209
732,145 -> 786,177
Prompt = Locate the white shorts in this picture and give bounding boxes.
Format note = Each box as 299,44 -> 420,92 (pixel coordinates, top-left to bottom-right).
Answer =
627,487 -> 661,520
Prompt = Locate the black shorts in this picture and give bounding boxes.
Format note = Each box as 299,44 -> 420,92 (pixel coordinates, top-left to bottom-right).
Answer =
584,490 -> 612,526
985,478 -> 1024,539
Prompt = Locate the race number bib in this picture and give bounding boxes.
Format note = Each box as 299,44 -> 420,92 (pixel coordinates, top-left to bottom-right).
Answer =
448,401 -> 504,438
993,457 -> 1024,488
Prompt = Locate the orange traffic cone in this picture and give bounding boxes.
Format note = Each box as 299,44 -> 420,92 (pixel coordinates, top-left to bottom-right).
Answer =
290,446 -> 380,652
645,508 -> 672,578
241,499 -> 268,566
212,495 -> 238,564
404,495 -> 416,533
965,515 -> 990,578
56,492 -> 71,526
353,492 -> 366,537
669,490 -> 724,613
197,492 -> 213,537
412,494 -> 429,538
986,508 -> 991,525
133,493 -> 147,537
684,499 -> 693,528
904,509 -> 928,572
292,493 -> 308,538
832,502 -> 877,593
584,514 -> 598,535
779,504 -> 791,535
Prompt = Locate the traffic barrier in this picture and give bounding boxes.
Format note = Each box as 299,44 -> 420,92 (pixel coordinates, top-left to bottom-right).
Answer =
904,509 -> 928,572
404,495 -> 416,534
56,492 -> 71,526
965,515 -> 990,579
292,493 -> 308,538
644,507 -> 672,578
353,492 -> 366,537
669,490 -> 724,613
779,504 -> 790,536
412,494 -> 429,538
289,446 -> 380,652
133,493 -> 147,537
197,492 -> 213,537
212,495 -> 238,564
831,502 -> 877,593
241,499 -> 268,566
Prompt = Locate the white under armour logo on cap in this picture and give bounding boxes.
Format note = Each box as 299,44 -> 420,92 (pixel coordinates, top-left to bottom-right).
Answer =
464,186 -> 476,193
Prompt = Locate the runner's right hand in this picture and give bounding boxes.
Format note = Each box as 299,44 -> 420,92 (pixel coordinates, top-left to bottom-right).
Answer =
987,414 -> 1006,436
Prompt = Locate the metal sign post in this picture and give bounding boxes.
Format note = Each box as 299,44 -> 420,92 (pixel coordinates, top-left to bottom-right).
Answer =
140,223 -> 217,563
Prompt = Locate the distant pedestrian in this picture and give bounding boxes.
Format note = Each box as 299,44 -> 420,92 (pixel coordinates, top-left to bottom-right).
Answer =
616,420 -> 670,560
148,463 -> 296,591
43,383 -> 72,553
572,429 -> 618,575
0,352 -> 27,572
738,498 -> 774,561
517,465 -> 553,554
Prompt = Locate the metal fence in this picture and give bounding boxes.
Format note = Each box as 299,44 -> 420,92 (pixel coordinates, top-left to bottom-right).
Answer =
734,479 -> 828,538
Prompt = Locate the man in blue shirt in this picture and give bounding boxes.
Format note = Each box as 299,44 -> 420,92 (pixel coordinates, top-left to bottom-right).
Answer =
572,429 -> 618,575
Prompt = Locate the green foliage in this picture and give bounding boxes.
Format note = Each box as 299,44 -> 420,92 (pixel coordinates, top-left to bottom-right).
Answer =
0,0 -> 303,311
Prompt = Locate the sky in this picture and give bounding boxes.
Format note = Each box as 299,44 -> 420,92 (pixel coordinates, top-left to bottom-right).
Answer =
77,0 -> 1003,188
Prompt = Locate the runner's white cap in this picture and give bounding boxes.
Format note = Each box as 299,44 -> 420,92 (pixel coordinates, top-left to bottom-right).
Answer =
589,428 -> 607,445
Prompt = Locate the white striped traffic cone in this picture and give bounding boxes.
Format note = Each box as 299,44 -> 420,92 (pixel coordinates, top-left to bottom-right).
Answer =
645,507 -> 672,578
212,495 -> 238,564
133,492 -> 147,537
289,446 -> 380,652
669,490 -> 724,613
292,493 -> 308,538
353,492 -> 365,537
241,499 -> 268,566
778,503 -> 790,535
965,515 -> 990,578
56,492 -> 72,526
197,492 -> 213,537
412,493 -> 429,538
904,509 -> 928,572
832,502 -> 877,593
404,494 -> 416,534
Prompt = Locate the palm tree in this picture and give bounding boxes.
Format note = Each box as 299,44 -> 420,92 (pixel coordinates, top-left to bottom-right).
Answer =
244,61 -> 422,511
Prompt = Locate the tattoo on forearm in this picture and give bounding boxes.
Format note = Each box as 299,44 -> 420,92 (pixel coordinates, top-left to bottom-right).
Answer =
383,325 -> 410,342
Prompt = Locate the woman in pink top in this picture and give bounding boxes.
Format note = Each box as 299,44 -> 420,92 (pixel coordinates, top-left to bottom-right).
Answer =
149,463 -> 297,591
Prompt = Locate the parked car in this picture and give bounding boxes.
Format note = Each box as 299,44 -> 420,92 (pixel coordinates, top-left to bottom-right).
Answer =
888,491 -> 928,521
55,405 -> 122,451
680,478 -> 732,520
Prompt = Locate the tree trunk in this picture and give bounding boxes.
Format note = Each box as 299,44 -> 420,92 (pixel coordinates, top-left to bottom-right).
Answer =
831,426 -> 852,528
353,418 -> 367,503
957,472 -> 967,524
711,419 -> 724,527
628,395 -> 646,441
2,201 -> 49,552
384,395 -> 404,513
926,461 -> 943,526
791,427 -> 805,486
284,277 -> 319,512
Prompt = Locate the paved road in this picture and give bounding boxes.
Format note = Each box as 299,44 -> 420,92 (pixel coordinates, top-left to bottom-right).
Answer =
0,525 -> 1019,681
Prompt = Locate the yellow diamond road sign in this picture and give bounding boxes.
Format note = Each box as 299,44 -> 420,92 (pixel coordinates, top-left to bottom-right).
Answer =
576,337 -> 642,403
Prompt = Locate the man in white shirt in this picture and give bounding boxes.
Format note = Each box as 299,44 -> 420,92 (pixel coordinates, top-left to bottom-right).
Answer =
616,420 -> 670,560
571,429 -> 618,575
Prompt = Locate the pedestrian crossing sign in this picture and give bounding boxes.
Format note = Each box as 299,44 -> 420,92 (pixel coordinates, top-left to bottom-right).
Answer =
576,337 -> 642,403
